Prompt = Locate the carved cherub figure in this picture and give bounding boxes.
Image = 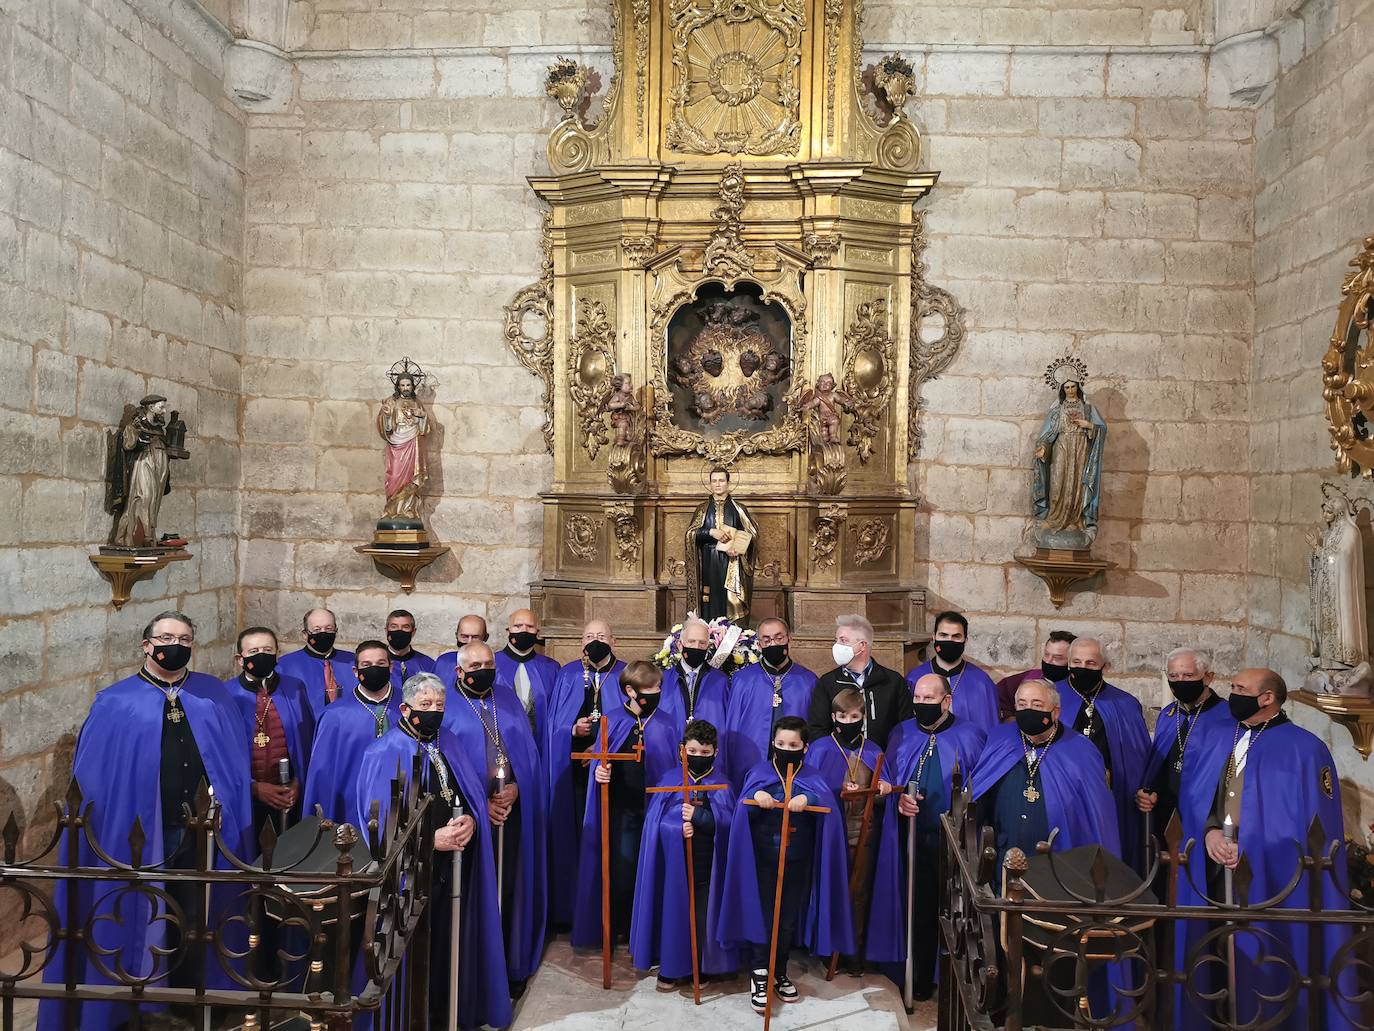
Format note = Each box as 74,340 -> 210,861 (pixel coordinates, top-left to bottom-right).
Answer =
603,373 -> 642,447
800,373 -> 855,445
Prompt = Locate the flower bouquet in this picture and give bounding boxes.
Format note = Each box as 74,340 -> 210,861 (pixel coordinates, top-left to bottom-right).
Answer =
652,612 -> 761,675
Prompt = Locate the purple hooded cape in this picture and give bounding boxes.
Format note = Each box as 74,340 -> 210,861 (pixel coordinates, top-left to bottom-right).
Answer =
302,687 -> 403,823
1058,681 -> 1150,867
200,673 -> 315,788
569,705 -> 681,948
715,760 -> 855,958
971,723 -> 1120,856
906,660 -> 1000,733
657,664 -> 730,733
353,727 -> 512,1031
276,646 -> 357,719
866,717 -> 986,964
490,648 -> 561,747
441,682 -> 548,982
1140,696 -> 1231,787
38,673 -> 253,1031
387,650 -> 435,692
1174,718 -> 1357,1031
722,661 -> 817,790
543,658 -> 625,927
628,767 -> 738,979
804,735 -> 885,794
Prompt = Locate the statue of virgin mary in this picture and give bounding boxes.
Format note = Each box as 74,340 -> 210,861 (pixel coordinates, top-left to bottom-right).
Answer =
1030,356 -> 1107,550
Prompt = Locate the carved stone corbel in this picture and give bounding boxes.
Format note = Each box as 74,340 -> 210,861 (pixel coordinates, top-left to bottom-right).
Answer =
622,235 -> 657,266
502,214 -> 556,453
609,502 -> 641,567
908,212 -> 967,461
809,504 -> 845,570
568,300 -> 618,461
841,299 -> 896,464
802,232 -> 841,267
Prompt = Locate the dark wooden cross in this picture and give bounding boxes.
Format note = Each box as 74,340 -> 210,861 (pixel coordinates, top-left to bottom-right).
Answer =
645,746 -> 729,1004
743,764 -> 831,1031
570,716 -> 644,989
826,750 -> 886,980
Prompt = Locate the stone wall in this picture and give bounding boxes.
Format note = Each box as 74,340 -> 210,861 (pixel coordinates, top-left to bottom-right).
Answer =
0,0 -> 244,845
1247,0 -> 1374,819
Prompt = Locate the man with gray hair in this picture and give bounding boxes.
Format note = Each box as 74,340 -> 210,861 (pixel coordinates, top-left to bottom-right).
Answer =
808,613 -> 911,747
443,640 -> 547,997
659,615 -> 729,729
1135,648 -> 1229,841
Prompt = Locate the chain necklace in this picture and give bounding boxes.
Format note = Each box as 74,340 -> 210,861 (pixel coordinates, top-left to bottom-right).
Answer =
1078,684 -> 1105,738
680,663 -> 701,720
1222,715 -> 1274,797
461,687 -> 509,778
254,691 -> 276,749
1172,700 -> 1204,773
582,660 -> 606,722
400,718 -> 454,803
140,668 -> 188,723
834,733 -> 867,784
1021,731 -> 1053,804
354,684 -> 393,737
913,731 -> 939,795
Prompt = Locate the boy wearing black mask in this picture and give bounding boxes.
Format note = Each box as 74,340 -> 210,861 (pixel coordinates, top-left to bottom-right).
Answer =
384,608 -> 435,690
904,611 -> 1000,733
571,661 -> 681,949
717,717 -> 854,1014
630,719 -> 739,990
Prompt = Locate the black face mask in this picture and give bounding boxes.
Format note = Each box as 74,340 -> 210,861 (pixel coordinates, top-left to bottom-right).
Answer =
357,665 -> 391,692
508,630 -> 539,651
913,701 -> 945,728
631,691 -> 660,717
408,708 -> 444,739
1068,667 -> 1103,694
686,754 -> 714,778
1228,692 -> 1262,723
761,644 -> 789,667
151,643 -> 192,672
584,640 -> 613,665
1040,661 -> 1069,683
833,720 -> 863,747
1169,679 -> 1207,705
933,640 -> 965,664
307,631 -> 337,655
1016,708 -> 1054,737
387,629 -> 414,652
463,668 -> 496,696
682,646 -> 710,669
770,745 -> 805,771
243,653 -> 277,679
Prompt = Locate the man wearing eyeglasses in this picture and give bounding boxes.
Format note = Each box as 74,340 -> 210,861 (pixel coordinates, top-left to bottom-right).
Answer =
40,611 -> 251,1030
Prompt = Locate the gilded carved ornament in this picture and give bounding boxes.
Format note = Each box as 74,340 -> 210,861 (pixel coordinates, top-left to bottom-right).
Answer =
809,504 -> 844,569
543,4 -> 623,174
502,213 -> 556,454
849,517 -> 891,565
565,512 -> 603,561
568,300 -> 620,461
703,161 -> 754,280
1322,236 -> 1374,477
841,299 -> 896,465
609,502 -> 642,566
802,232 -> 841,267
665,0 -> 805,157
823,0 -> 843,140
907,212 -> 967,462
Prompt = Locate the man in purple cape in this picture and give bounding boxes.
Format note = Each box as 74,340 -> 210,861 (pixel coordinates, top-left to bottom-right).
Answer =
716,717 -> 853,1011
444,642 -> 548,992
276,607 -> 356,718
971,678 -> 1118,869
629,719 -> 738,986
493,609 -> 561,746
867,673 -> 986,997
543,619 -> 625,929
383,608 -> 435,691
40,612 -> 252,1031
723,617 -> 816,789
353,673 -> 511,1031
432,613 -> 491,688
302,640 -> 403,823
1061,638 -> 1150,867
571,662 -> 681,948
994,629 -> 1075,722
905,611 -> 1000,733
1174,669 -> 1357,1031
658,616 -> 731,732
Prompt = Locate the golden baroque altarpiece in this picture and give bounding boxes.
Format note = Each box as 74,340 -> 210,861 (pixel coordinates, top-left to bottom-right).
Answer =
504,0 -> 965,664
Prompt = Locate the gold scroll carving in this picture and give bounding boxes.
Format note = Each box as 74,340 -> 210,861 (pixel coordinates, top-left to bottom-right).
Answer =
1322,236 -> 1374,476
841,299 -> 896,464
502,213 -> 556,453
568,300 -> 618,460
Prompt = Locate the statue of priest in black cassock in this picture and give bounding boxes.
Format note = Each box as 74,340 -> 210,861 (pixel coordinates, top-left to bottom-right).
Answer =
685,466 -> 757,623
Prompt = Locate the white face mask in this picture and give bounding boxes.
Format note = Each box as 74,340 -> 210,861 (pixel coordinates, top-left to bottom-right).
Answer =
832,642 -> 855,667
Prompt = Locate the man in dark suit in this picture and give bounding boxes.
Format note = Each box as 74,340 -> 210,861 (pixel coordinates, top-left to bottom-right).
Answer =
807,614 -> 912,747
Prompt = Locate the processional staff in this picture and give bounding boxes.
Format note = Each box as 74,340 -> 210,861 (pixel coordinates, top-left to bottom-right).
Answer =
825,751 -> 886,981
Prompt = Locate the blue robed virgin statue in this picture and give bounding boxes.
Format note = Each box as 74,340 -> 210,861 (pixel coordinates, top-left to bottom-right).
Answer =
1031,356 -> 1106,550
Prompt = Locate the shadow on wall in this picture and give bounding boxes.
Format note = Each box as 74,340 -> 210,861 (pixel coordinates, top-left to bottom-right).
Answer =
0,733 -> 77,955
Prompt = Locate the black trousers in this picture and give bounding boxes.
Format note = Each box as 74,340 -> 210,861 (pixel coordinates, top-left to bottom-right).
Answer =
495,799 -> 523,954
747,855 -> 812,976
610,805 -> 645,940
911,841 -> 940,987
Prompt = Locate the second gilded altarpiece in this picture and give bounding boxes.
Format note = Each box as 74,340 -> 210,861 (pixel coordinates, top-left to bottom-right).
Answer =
505,0 -> 966,666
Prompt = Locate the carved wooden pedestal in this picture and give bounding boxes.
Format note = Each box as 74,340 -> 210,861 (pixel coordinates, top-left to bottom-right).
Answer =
355,544 -> 450,594
1016,549 -> 1113,609
1293,689 -> 1374,759
90,550 -> 192,609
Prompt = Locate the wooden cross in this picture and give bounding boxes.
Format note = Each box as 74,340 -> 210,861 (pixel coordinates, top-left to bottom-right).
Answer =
645,746 -> 730,1004
743,764 -> 831,1031
826,751 -> 886,981
570,716 -> 644,989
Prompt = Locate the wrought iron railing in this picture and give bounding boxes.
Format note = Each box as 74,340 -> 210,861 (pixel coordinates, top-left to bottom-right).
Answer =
0,757 -> 436,1031
938,776 -> 1374,1031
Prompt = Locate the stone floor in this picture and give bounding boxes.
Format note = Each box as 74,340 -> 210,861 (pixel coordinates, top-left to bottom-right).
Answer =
509,940 -> 939,1031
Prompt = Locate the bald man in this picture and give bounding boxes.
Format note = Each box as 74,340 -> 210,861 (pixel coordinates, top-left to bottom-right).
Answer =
493,609 -> 559,744
1062,638 -> 1150,868
543,618 -> 626,930
434,613 -> 490,700
277,607 -> 357,717
1174,669 -> 1355,1030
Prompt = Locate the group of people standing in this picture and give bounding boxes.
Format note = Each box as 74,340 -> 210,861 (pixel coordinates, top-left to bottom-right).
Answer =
46,604 -> 1354,1030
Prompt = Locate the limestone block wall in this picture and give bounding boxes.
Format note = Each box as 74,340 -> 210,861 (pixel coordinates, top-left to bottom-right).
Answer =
1247,0 -> 1374,817
0,0 -> 245,844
